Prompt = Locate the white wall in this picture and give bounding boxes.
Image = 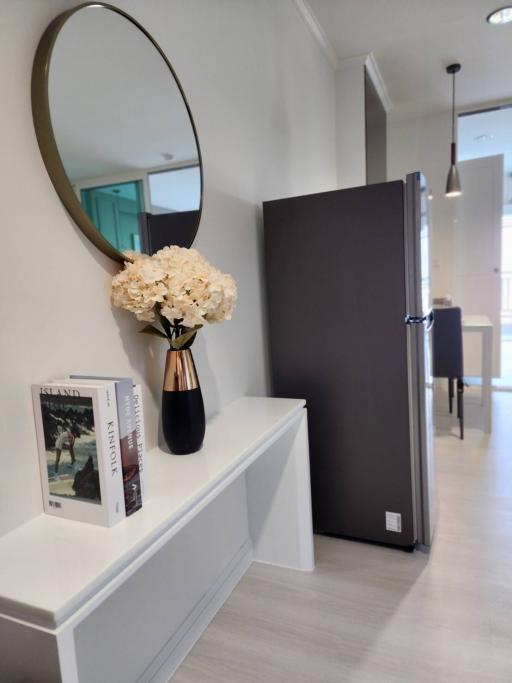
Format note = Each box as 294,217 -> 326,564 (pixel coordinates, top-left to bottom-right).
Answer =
0,0 -> 337,536
388,111 -> 456,298
335,57 -> 366,188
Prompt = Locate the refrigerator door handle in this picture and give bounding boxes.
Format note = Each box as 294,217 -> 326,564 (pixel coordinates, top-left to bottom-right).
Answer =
405,310 -> 434,330
425,309 -> 434,332
405,314 -> 425,325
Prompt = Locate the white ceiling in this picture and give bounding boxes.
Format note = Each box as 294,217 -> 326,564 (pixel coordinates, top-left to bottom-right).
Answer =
307,0 -> 512,120
49,7 -> 199,182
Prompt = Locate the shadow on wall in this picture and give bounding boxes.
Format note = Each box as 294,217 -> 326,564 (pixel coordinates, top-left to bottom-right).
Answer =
193,186 -> 270,398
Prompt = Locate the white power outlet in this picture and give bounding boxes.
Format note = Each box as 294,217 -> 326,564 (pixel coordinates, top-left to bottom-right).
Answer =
385,511 -> 402,533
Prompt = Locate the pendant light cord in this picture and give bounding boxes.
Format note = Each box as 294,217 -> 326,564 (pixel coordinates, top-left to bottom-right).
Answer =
452,71 -> 456,143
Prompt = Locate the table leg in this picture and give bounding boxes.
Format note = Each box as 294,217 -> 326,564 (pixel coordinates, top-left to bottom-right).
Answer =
245,410 -> 315,571
482,327 -> 493,433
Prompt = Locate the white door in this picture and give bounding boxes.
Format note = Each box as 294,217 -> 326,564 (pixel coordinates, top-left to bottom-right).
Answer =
454,155 -> 503,377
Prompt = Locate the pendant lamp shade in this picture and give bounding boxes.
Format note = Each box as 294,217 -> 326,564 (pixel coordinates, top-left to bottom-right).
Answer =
446,64 -> 462,197
446,165 -> 461,197
446,144 -> 462,197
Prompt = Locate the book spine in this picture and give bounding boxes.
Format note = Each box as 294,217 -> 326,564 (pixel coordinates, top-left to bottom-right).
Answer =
132,384 -> 146,503
31,384 -> 52,516
114,380 -> 142,515
96,386 -> 125,525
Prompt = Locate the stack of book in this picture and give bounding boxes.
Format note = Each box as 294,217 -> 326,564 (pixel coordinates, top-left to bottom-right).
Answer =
32,376 -> 146,527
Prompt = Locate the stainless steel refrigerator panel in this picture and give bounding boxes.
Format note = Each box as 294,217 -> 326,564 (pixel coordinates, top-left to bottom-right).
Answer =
405,172 -> 437,547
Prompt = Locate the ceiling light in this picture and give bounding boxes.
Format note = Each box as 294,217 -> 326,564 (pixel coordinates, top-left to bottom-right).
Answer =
445,64 -> 462,198
487,6 -> 512,24
474,134 -> 494,142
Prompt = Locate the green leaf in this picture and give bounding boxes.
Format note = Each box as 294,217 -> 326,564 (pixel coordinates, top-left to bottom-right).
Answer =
171,326 -> 202,350
139,325 -> 169,340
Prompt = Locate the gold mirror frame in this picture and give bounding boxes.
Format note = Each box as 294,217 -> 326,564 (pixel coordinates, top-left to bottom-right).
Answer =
31,2 -> 203,263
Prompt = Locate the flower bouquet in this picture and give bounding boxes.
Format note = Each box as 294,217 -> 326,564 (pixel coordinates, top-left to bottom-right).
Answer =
111,246 -> 237,454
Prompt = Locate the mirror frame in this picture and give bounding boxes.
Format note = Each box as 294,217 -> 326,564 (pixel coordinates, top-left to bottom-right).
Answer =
31,2 -> 203,263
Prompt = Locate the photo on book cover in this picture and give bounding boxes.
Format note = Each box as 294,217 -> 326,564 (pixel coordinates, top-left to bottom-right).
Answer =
39,393 -> 102,504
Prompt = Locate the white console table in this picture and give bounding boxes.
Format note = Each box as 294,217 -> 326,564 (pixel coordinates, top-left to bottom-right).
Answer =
0,397 -> 314,682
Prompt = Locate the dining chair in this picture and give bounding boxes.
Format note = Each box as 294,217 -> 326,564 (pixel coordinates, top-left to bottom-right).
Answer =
432,306 -> 464,439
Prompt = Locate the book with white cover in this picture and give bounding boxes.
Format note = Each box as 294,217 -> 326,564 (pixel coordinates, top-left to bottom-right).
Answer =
132,384 -> 146,502
31,382 -> 125,527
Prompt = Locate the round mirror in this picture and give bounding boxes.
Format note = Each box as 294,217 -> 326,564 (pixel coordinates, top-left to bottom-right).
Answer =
32,3 -> 202,262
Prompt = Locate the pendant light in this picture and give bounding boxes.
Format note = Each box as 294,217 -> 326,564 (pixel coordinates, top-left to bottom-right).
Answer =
445,63 -> 462,197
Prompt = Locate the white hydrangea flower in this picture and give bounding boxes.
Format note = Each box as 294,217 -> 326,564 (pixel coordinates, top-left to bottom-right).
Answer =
111,246 -> 237,331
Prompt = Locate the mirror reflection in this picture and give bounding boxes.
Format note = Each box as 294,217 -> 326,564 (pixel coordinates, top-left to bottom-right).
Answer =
47,5 -> 201,256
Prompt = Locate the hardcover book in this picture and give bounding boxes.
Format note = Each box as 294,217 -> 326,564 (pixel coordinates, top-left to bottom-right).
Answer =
132,384 -> 146,503
71,376 -> 143,515
31,383 -> 125,527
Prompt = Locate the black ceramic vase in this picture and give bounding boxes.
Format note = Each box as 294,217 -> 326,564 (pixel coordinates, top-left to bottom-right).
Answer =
162,349 -> 205,455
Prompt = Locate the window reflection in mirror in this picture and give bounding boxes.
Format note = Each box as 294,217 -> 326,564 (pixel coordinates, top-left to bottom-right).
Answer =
148,166 -> 201,214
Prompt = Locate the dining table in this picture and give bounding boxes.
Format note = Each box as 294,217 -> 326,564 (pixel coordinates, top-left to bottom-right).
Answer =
461,314 -> 493,434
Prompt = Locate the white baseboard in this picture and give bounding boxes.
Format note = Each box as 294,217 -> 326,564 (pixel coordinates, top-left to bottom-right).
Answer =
139,540 -> 253,683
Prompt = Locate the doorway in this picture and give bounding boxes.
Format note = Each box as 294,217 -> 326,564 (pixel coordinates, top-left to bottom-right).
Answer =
501,214 -> 512,385
458,105 -> 512,389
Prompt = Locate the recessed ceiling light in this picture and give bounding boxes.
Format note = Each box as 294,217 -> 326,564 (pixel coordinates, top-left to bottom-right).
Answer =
487,6 -> 512,24
474,134 -> 494,141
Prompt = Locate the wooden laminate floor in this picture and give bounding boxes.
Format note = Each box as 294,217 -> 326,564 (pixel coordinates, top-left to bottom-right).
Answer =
173,391 -> 512,682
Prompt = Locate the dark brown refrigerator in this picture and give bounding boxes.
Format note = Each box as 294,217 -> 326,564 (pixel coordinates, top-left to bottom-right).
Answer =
263,173 -> 436,549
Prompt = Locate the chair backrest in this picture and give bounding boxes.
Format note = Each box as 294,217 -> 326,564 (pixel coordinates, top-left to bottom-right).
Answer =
432,307 -> 464,378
